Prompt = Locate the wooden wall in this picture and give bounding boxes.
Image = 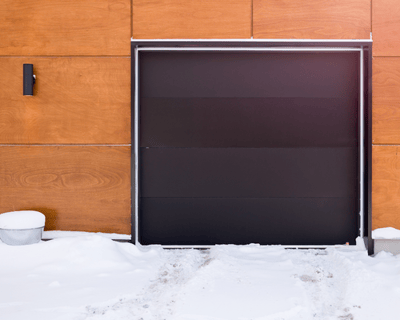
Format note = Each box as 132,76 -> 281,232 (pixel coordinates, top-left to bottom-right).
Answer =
0,0 -> 132,234
1,0 -> 398,234
372,0 -> 400,230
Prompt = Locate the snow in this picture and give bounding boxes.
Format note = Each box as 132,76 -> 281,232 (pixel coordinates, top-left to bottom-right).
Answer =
0,211 -> 45,229
1,236 -> 400,320
372,227 -> 400,239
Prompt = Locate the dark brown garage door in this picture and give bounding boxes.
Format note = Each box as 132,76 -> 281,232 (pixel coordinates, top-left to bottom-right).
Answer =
136,49 -> 360,246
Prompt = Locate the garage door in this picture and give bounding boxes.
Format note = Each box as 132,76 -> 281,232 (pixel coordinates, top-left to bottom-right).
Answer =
135,47 -> 361,246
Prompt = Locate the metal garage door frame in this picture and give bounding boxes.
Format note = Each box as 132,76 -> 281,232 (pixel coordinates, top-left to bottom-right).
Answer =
131,40 -> 372,253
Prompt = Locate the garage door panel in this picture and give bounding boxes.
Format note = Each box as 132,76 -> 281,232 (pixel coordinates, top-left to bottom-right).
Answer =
140,52 -> 359,99
140,97 -> 358,148
141,147 -> 358,198
139,197 -> 358,246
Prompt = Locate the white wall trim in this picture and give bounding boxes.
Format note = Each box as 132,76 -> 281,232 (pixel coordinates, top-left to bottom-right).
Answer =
134,44 -> 366,247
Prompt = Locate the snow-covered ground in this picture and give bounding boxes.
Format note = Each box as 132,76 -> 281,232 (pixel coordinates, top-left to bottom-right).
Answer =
1,236 -> 400,320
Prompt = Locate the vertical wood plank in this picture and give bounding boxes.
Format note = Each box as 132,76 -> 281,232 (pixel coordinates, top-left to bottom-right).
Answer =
0,146 -> 131,234
132,0 -> 251,39
373,57 -> 400,144
372,146 -> 400,230
372,0 -> 400,56
253,0 -> 370,39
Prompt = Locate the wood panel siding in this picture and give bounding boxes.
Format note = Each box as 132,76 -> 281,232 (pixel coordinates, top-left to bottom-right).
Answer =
0,0 -> 130,56
372,58 -> 400,144
132,0 -> 251,39
372,0 -> 400,56
0,58 -> 130,144
253,0 -> 370,39
0,146 -> 131,234
373,146 -> 400,230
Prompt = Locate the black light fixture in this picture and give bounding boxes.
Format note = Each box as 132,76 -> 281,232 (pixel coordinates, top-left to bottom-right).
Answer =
23,64 -> 35,96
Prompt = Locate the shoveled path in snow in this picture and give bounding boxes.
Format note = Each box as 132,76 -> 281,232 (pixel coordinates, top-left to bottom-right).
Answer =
294,250 -> 357,320
82,242 -> 400,320
84,249 -> 212,320
1,236 -> 400,320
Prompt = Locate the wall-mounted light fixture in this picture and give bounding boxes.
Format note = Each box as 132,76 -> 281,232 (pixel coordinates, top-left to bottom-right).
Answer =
23,64 -> 35,96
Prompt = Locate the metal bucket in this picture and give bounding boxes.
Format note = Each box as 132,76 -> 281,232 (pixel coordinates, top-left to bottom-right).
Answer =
0,226 -> 44,246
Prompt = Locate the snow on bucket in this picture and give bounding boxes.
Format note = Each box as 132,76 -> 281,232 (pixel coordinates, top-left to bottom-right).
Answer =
0,211 -> 45,245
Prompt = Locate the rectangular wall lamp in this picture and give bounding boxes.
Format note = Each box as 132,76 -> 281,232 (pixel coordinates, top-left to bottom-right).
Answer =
23,64 -> 35,96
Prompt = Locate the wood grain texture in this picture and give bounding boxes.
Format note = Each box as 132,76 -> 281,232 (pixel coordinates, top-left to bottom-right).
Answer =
372,57 -> 400,144
253,0 -> 370,39
373,0 -> 400,56
0,0 -> 130,56
372,146 -> 400,230
0,58 -> 130,144
132,0 -> 251,39
0,146 -> 131,234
